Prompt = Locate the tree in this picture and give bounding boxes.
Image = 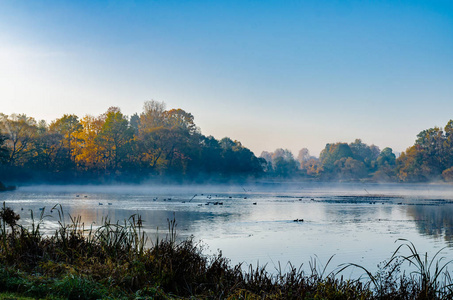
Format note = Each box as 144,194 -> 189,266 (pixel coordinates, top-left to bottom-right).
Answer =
334,157 -> 367,180
318,141 -> 380,180
349,139 -> 380,169
319,143 -> 354,175
74,114 -> 106,172
373,147 -> 397,181
443,120 -> 453,168
303,158 -> 322,177
397,126 -> 446,182
162,109 -> 201,173
397,145 -> 429,182
164,109 -> 198,135
28,121 -> 67,172
297,148 -> 311,164
136,105 -> 202,175
129,113 -> 140,134
259,151 -> 273,173
271,149 -> 298,177
442,167 -> 453,182
0,134 -> 9,164
198,136 -> 223,174
377,147 -> 396,168
139,100 -> 166,131
218,138 -> 262,175
96,107 -> 134,174
259,149 -> 298,177
0,113 -> 37,166
49,114 -> 82,166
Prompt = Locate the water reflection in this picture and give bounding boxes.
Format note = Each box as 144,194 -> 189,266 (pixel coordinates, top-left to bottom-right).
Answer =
406,203 -> 453,245
2,183 -> 453,275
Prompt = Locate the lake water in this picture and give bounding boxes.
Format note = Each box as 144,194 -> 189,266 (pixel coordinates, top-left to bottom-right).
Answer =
2,182 -> 453,277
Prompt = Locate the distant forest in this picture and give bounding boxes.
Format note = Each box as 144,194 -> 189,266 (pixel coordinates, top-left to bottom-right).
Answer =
1,100 -> 453,184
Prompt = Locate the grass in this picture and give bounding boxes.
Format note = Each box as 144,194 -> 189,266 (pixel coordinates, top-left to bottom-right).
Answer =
0,202 -> 453,299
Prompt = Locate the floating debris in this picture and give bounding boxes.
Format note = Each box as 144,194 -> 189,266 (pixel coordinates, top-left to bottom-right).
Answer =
188,194 -> 197,202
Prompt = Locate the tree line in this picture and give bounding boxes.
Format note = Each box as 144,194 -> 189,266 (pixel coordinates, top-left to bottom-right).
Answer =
260,119 -> 453,183
0,101 -> 264,183
1,101 -> 453,183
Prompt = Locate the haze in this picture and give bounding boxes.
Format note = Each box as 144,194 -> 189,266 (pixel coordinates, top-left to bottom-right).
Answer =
1,0 -> 452,156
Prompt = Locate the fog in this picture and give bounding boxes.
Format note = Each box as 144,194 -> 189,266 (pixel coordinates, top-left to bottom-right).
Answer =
14,181 -> 453,200
3,181 -> 453,275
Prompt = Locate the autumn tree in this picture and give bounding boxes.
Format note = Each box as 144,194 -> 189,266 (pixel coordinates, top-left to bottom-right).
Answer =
0,101 -> 266,182
397,126 -> 446,182
297,148 -> 320,177
73,114 -> 106,172
96,107 -> 134,174
136,101 -> 168,173
303,157 -> 322,177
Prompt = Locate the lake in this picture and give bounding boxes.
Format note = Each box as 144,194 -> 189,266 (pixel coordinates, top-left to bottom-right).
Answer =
1,181 -> 453,277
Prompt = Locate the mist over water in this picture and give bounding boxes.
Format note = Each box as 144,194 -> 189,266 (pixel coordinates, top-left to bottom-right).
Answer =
2,182 -> 453,276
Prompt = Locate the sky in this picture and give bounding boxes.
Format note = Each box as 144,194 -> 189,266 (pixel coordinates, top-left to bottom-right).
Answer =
0,0 -> 452,157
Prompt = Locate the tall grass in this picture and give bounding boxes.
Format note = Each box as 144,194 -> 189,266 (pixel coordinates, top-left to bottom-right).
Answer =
1,202 -> 453,299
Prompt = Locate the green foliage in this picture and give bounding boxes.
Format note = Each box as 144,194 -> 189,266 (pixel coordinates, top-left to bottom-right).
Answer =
260,148 -> 298,178
0,102 -> 264,183
54,274 -> 107,300
317,141 -> 381,181
396,121 -> 453,182
4,104 -> 453,183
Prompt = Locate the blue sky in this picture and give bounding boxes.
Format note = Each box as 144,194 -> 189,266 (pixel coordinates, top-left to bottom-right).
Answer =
1,0 -> 452,156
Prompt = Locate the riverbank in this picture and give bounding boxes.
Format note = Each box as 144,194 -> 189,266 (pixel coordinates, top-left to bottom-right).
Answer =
0,204 -> 452,299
